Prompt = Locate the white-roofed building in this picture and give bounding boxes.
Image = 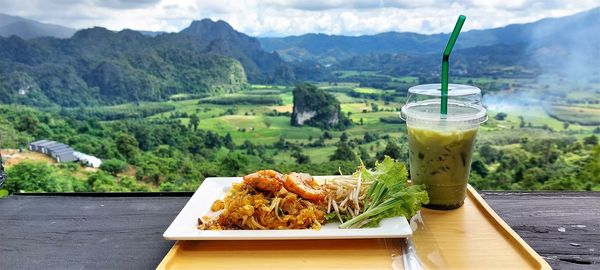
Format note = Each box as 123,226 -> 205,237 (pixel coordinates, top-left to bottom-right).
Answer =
74,152 -> 102,168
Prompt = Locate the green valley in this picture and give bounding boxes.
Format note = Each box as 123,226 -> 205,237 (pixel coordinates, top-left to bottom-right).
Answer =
1,9 -> 599,195
1,73 -> 599,194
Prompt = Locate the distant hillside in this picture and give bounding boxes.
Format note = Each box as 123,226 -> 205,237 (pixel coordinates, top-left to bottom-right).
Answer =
0,27 -> 248,106
336,44 -> 536,79
179,19 -> 292,83
0,19 -> 299,106
0,13 -> 75,39
260,32 -> 446,63
259,6 -> 600,75
137,30 -> 167,37
1,8 -> 597,107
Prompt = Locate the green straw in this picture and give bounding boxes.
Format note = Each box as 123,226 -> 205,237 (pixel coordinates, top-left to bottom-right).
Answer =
441,15 -> 466,115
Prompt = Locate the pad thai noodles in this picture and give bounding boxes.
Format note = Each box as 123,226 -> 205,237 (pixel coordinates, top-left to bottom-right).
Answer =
198,156 -> 429,230
198,170 -> 327,230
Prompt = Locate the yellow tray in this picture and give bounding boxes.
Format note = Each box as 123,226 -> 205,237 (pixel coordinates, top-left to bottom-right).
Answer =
157,185 -> 551,269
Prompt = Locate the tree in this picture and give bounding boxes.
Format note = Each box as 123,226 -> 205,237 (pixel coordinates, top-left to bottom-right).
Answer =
330,142 -> 356,162
371,103 -> 379,112
190,114 -> 200,131
494,112 -> 507,121
274,137 -> 288,150
479,145 -> 499,163
136,162 -> 162,184
292,149 -> 311,164
340,132 -> 349,142
224,133 -> 235,150
119,175 -> 151,192
15,112 -> 40,134
584,135 -> 598,146
363,132 -> 375,143
242,140 -> 256,155
358,147 -> 372,165
519,116 -> 526,128
311,137 -> 325,147
4,161 -> 71,193
87,171 -> 120,192
116,133 -> 140,162
322,131 -> 333,139
521,167 -> 547,190
579,145 -> 600,188
376,140 -> 404,161
100,159 -> 128,176
541,176 -> 583,191
204,131 -> 222,148
220,153 -> 248,175
471,159 -> 489,178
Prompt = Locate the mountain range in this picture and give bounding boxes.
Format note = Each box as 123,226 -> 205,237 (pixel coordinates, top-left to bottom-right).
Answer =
0,7 -> 597,107
259,7 -> 600,69
0,19 -> 291,106
0,13 -> 76,39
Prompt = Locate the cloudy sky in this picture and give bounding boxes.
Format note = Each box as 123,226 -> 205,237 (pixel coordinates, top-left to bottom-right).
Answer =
2,0 -> 599,36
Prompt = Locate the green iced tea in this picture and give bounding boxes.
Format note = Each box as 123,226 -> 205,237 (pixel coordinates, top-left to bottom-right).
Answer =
407,126 -> 478,209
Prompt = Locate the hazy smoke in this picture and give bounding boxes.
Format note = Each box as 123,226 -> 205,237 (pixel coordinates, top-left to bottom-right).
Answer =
483,91 -> 544,113
484,8 -> 600,112
529,8 -> 600,82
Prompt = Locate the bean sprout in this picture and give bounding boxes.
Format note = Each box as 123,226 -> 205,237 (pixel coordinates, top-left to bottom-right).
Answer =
323,172 -> 372,223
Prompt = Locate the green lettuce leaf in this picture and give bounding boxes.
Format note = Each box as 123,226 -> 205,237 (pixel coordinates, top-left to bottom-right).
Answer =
356,155 -> 408,191
372,155 -> 408,193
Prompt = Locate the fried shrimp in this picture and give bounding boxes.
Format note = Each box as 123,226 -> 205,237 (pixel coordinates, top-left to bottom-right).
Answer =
243,170 -> 284,193
283,173 -> 327,203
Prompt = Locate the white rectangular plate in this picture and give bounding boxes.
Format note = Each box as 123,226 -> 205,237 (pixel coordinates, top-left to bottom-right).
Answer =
163,177 -> 412,240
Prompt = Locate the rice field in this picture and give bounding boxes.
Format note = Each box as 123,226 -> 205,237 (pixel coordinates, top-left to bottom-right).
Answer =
94,72 -> 599,151
354,87 -> 384,94
546,105 -> 600,125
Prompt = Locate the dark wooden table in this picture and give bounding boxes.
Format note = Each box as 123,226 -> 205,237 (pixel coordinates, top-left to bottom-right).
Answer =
0,191 -> 598,270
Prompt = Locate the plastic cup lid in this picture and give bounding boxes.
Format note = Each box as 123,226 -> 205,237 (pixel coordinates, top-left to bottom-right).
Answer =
401,84 -> 487,125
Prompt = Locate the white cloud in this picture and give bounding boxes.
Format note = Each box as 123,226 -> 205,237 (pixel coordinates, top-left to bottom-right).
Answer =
92,0 -> 162,9
0,0 -> 598,35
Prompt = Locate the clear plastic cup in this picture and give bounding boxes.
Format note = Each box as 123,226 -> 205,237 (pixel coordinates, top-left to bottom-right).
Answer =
401,84 -> 487,210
